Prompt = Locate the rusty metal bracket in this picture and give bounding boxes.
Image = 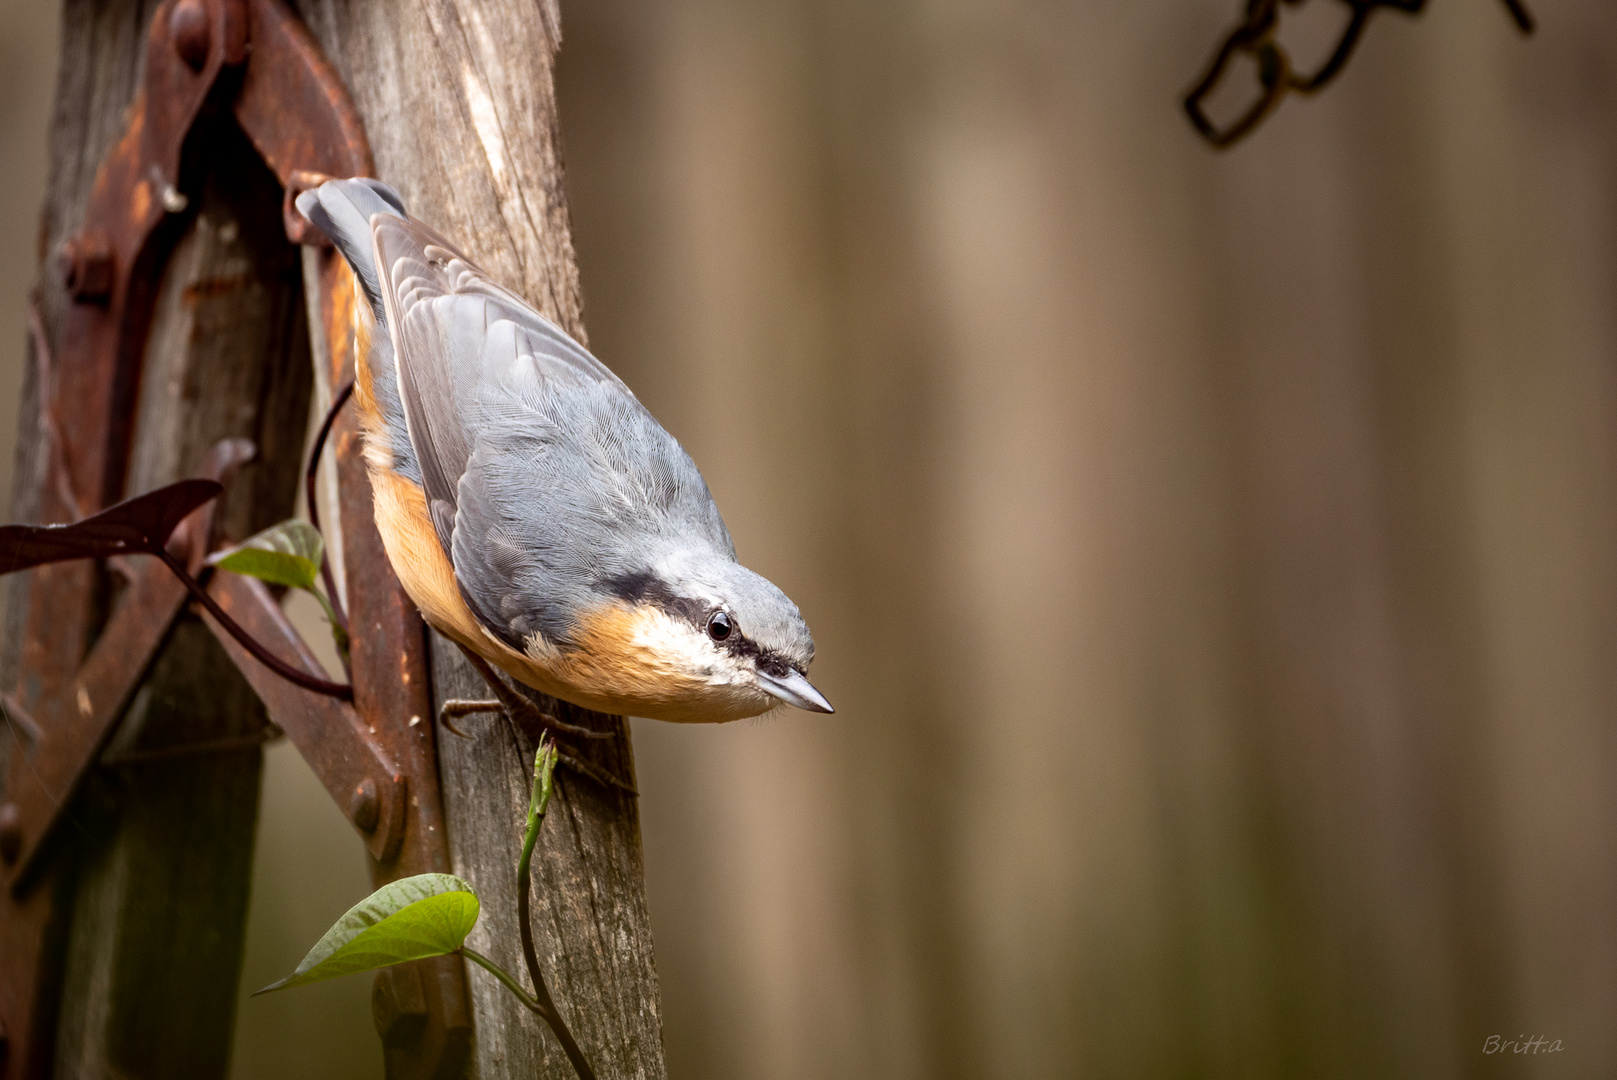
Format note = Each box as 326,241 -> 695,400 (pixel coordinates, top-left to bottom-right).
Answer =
0,0 -> 469,1076
201,574 -> 407,863
0,442 -> 253,889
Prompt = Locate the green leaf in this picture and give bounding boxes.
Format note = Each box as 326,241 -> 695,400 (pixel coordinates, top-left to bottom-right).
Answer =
255,873 -> 479,994
208,519 -> 324,591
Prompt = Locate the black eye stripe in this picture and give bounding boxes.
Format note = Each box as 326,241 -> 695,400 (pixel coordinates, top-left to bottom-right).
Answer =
600,569 -> 802,675
602,569 -> 708,626
712,628 -> 796,677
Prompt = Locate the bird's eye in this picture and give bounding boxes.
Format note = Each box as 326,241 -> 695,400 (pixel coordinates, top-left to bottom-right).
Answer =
706,610 -> 733,642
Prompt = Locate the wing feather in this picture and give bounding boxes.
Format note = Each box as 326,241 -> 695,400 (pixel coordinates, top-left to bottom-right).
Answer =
371,215 -> 629,556
369,212 -> 733,651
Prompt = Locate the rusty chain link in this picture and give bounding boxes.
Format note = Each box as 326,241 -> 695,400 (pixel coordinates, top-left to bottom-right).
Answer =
1185,0 -> 1535,148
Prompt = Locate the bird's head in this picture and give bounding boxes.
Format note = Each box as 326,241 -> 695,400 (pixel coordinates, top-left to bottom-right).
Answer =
593,549 -> 831,722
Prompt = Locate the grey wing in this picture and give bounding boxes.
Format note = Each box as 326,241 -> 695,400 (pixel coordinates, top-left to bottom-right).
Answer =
371,214 -> 630,554
449,378 -> 735,650
369,214 -> 731,648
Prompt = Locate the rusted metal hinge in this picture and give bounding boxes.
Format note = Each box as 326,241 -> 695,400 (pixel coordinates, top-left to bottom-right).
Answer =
0,1 -> 469,1077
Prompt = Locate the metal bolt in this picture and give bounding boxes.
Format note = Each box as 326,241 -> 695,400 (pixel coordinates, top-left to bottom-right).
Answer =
0,803 -> 23,866
351,778 -> 380,833
170,0 -> 212,71
60,236 -> 113,303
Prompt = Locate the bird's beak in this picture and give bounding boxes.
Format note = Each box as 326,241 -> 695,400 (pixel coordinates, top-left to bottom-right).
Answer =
755,668 -> 834,713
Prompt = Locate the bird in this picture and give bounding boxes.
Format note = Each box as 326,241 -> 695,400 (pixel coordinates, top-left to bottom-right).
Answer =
295,177 -> 831,725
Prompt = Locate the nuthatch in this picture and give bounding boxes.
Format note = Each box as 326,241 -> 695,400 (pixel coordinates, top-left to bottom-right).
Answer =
296,178 -> 831,725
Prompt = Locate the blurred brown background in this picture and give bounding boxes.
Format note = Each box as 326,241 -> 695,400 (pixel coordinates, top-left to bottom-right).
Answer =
6,0 -> 1617,1077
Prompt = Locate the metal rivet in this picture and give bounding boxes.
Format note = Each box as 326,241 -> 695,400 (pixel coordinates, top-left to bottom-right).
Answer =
60,236 -> 113,303
351,778 -> 379,833
0,803 -> 23,866
171,0 -> 212,71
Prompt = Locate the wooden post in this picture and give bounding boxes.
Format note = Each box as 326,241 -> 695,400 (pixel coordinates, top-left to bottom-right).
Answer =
47,121 -> 314,1077
3,1 -> 663,1075
6,14 -> 315,1074
296,1 -> 669,1074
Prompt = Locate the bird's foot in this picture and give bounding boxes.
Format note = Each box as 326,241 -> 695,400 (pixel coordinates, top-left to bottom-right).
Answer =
444,645 -> 635,795
552,749 -> 639,796
447,646 -> 615,740
437,695 -> 609,742
438,696 -> 636,794
438,698 -> 502,739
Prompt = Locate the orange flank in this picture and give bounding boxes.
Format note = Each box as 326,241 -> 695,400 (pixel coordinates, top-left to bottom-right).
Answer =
367,465 -> 770,724
353,265 -> 769,722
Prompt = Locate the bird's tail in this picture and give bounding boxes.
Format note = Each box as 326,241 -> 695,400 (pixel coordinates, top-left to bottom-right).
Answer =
295,178 -> 407,323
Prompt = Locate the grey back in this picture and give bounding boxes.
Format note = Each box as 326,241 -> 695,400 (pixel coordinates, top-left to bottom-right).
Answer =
371,214 -> 735,649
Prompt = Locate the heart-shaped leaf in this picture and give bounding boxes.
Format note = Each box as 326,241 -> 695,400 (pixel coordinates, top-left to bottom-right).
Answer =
209,519 -> 323,591
256,873 -> 480,994
0,479 -> 222,575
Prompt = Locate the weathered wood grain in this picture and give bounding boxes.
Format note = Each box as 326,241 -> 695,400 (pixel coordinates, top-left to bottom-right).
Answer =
0,6 -> 160,1072
291,0 -> 666,1076
5,0 -> 661,1075
2,0 -> 158,737
48,119 -> 314,1078
3,9 -> 315,1075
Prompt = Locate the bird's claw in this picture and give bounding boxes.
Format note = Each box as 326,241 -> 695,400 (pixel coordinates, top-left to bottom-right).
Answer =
438,695 -> 605,741
438,698 -> 500,738
446,644 -> 636,794
452,647 -> 614,739
555,750 -> 639,796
